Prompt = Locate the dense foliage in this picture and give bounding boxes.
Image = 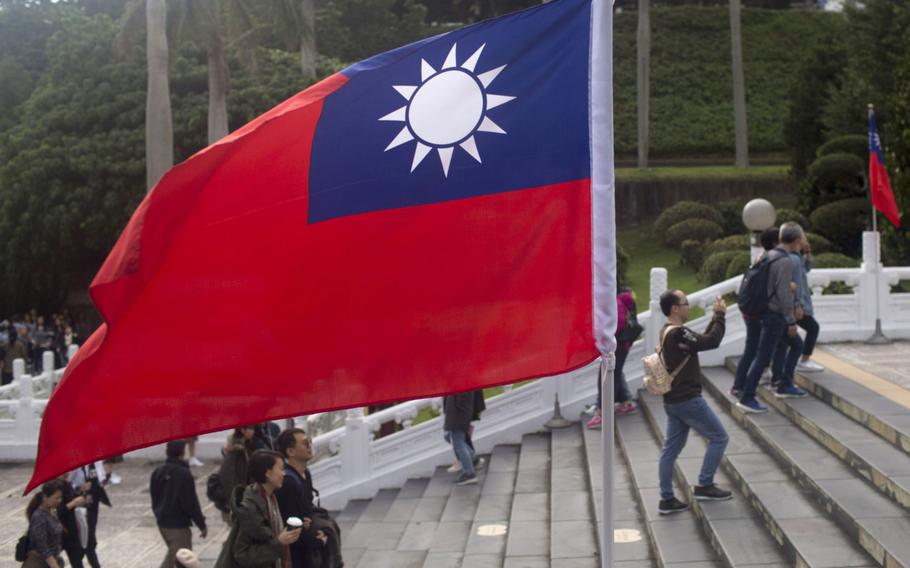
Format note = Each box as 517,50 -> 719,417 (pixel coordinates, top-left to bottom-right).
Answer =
665,219 -> 724,248
653,201 -> 725,236
808,198 -> 869,258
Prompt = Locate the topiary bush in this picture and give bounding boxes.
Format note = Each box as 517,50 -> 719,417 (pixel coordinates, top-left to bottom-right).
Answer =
654,201 -> 725,237
725,252 -> 752,280
715,199 -> 748,236
804,232 -> 831,253
711,234 -> 750,253
816,134 -> 867,160
812,252 -> 860,268
680,239 -> 707,270
665,219 -> 724,248
700,251 -> 741,284
798,153 -> 866,213
775,208 -> 810,231
808,198 -> 868,257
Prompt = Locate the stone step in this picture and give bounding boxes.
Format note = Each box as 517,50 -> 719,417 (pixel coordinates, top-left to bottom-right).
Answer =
722,358 -> 910,514
581,412 -> 656,567
702,366 -> 896,567
548,424 -> 598,566
792,361 -> 910,458
634,393 -> 786,568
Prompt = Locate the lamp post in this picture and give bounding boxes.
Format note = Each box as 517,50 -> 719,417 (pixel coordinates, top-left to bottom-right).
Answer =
742,199 -> 776,263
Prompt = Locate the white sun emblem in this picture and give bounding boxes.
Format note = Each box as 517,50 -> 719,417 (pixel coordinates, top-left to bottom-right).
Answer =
380,43 -> 516,177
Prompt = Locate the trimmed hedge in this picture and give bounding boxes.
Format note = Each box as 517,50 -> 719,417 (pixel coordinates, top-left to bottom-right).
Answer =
817,134 -> 867,160
808,198 -> 868,257
666,219 -> 724,248
804,232 -> 831,254
775,208 -> 810,230
701,251 -> 741,284
799,153 -> 866,212
725,253 -> 753,280
655,201 -> 725,236
711,234 -> 750,253
681,239 -> 707,270
812,252 -> 860,269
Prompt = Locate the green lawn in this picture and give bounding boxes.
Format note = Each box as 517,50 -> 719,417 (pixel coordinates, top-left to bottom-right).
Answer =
616,165 -> 789,182
619,224 -> 702,303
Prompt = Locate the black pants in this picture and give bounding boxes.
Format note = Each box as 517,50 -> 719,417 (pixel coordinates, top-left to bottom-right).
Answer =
85,503 -> 101,568
65,542 -> 85,568
597,345 -> 631,407
798,315 -> 819,357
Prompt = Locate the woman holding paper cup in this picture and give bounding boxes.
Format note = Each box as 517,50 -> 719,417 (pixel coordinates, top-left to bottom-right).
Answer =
215,450 -> 301,568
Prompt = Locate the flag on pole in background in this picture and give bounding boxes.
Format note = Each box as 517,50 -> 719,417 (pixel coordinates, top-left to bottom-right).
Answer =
27,0 -> 616,492
869,108 -> 901,228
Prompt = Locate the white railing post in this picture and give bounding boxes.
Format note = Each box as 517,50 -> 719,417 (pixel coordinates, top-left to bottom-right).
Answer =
340,407 -> 370,485
13,360 -> 37,443
860,231 -> 882,334
41,351 -> 55,374
646,267 -> 668,353
66,344 -> 79,363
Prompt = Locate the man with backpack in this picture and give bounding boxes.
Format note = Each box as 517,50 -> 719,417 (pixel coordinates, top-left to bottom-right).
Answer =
150,441 -> 207,568
656,290 -> 732,515
736,222 -> 809,414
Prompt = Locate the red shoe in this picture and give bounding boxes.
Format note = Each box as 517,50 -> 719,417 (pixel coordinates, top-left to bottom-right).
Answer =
586,415 -> 603,429
615,402 -> 638,415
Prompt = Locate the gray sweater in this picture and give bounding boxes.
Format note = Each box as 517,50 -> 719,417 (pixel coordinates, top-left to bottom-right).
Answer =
767,247 -> 796,324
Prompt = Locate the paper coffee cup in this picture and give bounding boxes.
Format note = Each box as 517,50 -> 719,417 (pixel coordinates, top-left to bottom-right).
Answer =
287,516 -> 303,528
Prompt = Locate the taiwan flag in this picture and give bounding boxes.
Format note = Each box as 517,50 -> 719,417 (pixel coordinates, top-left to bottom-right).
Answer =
869,108 -> 901,228
28,0 -> 617,490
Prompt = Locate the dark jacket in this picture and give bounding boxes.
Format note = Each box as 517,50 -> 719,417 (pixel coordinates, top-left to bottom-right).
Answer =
220,435 -> 251,504
443,391 -> 477,432
661,313 -> 726,405
150,458 -> 206,530
275,465 -> 323,567
216,484 -> 286,568
57,482 -> 80,550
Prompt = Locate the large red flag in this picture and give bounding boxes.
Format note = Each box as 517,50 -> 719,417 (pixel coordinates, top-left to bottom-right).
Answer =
28,0 -> 617,491
869,108 -> 901,228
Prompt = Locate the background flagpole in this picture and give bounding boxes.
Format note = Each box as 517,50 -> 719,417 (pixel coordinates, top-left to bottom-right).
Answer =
866,103 -> 889,345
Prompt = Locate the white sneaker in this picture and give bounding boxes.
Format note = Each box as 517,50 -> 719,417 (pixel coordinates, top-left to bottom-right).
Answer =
446,461 -> 463,473
108,472 -> 122,485
189,457 -> 204,467
797,360 -> 825,372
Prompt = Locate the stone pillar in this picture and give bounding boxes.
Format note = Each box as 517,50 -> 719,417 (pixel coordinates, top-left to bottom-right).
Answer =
14,360 -> 36,442
646,268 -> 668,353
860,231 -> 885,333
340,407 -> 370,485
42,351 -> 55,374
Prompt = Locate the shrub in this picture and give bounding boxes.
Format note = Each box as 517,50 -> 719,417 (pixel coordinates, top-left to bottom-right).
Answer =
804,232 -> 831,254
617,243 -> 630,287
725,253 -> 753,280
817,134 -> 867,160
812,252 -> 860,268
665,219 -> 724,248
700,251 -> 741,284
798,153 -> 866,213
715,200 -> 748,236
680,239 -> 708,270
775,208 -> 810,231
808,198 -> 868,256
654,201 -> 724,236
711,234 -> 750,253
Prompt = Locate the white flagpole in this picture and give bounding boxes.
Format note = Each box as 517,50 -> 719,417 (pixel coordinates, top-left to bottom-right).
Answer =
601,354 -> 615,568
866,103 -> 889,344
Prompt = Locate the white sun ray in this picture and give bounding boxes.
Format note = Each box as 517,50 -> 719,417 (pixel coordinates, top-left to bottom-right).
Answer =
477,116 -> 506,134
460,136 -> 481,163
379,107 -> 407,122
421,59 -> 436,82
385,126 -> 414,151
461,44 -> 485,73
442,44 -> 458,70
485,95 -> 515,110
477,65 -> 506,88
411,142 -> 432,172
394,85 -> 417,100
438,147 -> 454,176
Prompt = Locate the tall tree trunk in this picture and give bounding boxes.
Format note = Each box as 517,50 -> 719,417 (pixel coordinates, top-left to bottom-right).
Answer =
207,38 -> 230,145
730,0 -> 749,167
145,0 -> 173,191
300,0 -> 316,80
636,0 -> 651,169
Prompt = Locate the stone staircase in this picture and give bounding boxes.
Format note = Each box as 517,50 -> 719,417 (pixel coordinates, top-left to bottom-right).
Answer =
622,357 -> 910,568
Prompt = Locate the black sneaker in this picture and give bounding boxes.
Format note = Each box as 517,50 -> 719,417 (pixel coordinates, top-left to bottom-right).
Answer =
658,497 -> 689,515
455,473 -> 478,486
694,484 -> 733,501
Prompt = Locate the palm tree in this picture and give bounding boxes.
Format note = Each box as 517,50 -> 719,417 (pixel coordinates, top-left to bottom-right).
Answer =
145,0 -> 173,190
636,0 -> 650,169
729,0 -> 749,167
270,0 -> 317,80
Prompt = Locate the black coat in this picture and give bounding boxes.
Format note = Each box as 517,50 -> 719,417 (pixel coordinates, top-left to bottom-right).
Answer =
150,458 -> 206,530
444,391 -> 478,432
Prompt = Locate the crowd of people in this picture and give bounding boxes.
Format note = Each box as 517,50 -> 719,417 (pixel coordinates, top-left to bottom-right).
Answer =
1,309 -> 95,384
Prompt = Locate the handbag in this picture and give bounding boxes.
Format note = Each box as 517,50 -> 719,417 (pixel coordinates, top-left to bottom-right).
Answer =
75,506 -> 89,549
616,306 -> 644,344
642,325 -> 691,396
14,533 -> 28,562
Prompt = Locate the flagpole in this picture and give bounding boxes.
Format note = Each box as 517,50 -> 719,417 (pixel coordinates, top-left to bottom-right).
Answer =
866,103 -> 889,345
601,353 -> 615,568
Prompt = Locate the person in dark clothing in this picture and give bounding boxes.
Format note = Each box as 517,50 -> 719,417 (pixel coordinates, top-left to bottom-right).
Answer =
444,391 -> 482,486
23,480 -> 67,568
252,422 -> 281,451
219,426 -> 256,522
69,462 -> 111,568
656,289 -> 732,515
57,473 -> 89,568
274,428 -> 342,568
150,440 -> 207,568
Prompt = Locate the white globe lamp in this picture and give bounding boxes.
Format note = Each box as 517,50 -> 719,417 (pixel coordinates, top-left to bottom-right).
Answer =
742,199 -> 776,262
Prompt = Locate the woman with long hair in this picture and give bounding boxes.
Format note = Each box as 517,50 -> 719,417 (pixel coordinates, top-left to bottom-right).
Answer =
218,426 -> 256,522
215,450 -> 301,568
23,480 -> 66,568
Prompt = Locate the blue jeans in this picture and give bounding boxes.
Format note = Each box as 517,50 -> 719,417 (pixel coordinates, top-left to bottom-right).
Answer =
742,312 -> 786,403
772,324 -> 804,389
659,396 -> 729,500
448,430 -> 475,475
733,316 -> 762,391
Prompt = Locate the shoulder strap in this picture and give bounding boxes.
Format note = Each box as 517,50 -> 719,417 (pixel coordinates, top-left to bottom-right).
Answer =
659,325 -> 691,376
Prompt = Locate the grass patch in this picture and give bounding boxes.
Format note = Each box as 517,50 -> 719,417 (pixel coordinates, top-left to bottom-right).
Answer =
616,165 -> 789,182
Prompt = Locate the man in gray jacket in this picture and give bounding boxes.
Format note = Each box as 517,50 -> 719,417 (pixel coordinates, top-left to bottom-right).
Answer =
737,222 -> 809,413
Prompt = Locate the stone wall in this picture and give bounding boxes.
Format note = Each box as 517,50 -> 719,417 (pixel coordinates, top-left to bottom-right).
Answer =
616,178 -> 796,226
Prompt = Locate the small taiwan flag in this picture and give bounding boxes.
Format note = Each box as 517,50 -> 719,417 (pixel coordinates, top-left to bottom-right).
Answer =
869,107 -> 901,228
